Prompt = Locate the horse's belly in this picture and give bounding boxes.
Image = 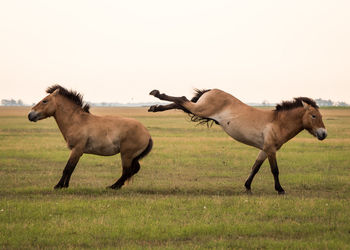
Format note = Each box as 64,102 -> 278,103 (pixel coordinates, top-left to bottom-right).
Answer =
84,138 -> 120,156
84,146 -> 120,156
228,130 -> 263,149
209,107 -> 268,150
86,147 -> 120,156
220,120 -> 264,149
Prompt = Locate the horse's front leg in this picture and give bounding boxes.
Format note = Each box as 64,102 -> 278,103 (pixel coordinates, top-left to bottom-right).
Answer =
244,150 -> 267,192
54,147 -> 83,189
267,152 -> 285,194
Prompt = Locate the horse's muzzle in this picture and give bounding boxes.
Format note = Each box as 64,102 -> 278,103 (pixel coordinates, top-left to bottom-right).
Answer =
28,111 -> 40,122
316,128 -> 327,140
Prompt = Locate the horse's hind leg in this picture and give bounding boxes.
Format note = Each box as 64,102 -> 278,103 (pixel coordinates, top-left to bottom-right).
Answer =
109,156 -> 140,189
148,103 -> 183,112
149,90 -> 189,104
109,134 -> 152,190
149,90 -> 211,118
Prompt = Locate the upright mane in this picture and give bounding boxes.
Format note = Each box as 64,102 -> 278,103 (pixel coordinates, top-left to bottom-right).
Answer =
275,97 -> 318,112
46,85 -> 90,113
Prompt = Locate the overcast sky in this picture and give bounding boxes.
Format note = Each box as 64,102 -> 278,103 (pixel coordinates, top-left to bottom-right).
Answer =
0,0 -> 349,105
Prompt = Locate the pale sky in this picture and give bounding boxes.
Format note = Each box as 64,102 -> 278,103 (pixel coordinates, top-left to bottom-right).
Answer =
0,0 -> 349,105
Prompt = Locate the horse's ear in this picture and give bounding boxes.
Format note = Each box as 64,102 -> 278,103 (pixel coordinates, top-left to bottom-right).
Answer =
302,101 -> 310,110
52,89 -> 60,96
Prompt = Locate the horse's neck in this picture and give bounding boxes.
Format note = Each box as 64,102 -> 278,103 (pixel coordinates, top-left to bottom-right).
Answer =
53,104 -> 83,141
276,108 -> 305,143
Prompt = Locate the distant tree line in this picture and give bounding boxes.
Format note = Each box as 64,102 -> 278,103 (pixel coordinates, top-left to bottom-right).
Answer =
1,98 -> 349,107
315,98 -> 349,107
1,99 -> 24,106
255,98 -> 349,107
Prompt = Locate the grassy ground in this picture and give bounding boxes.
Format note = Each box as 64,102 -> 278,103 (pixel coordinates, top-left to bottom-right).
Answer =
0,106 -> 349,249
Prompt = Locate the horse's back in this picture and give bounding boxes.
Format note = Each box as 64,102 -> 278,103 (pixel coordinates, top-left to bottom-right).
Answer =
94,115 -> 151,142
197,89 -> 243,106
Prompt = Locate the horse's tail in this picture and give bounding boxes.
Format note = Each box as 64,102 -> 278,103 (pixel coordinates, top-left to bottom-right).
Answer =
135,138 -> 153,161
190,89 -> 211,103
125,138 -> 153,184
184,89 -> 218,127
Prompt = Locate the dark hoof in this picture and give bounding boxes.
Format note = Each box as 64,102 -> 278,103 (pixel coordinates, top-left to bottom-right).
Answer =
149,90 -> 160,97
107,185 -> 122,190
54,184 -> 63,189
245,189 -> 252,195
148,105 -> 158,112
278,190 -> 286,195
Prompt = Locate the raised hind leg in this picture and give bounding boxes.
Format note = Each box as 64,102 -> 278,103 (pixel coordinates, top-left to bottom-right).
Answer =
108,155 -> 140,189
149,90 -> 214,118
149,90 -> 189,104
148,103 -> 183,112
244,150 -> 267,193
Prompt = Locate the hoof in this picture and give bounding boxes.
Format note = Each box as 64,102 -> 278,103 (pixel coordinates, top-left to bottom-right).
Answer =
149,90 -> 160,97
107,185 -> 122,190
54,183 -> 68,189
245,189 -> 252,195
278,190 -> 286,195
148,105 -> 158,112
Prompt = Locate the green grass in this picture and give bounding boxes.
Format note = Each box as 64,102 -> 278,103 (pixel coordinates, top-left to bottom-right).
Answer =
1,107 -> 350,249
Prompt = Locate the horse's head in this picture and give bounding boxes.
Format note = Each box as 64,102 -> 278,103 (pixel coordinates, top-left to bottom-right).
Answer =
301,101 -> 327,140
28,89 -> 59,122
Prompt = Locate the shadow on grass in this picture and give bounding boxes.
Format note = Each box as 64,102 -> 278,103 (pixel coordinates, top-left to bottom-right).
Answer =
0,186 -> 254,199
1,185 -> 346,199
125,186 -> 247,197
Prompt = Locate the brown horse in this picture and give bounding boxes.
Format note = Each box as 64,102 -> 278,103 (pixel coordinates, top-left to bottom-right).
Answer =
28,85 -> 152,189
148,88 -> 327,194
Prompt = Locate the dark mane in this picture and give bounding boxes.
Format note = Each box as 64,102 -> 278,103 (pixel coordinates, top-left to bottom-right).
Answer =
275,97 -> 318,112
186,89 -> 218,127
46,85 -> 90,113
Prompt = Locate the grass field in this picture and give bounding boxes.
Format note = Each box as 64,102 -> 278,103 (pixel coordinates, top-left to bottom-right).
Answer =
0,106 -> 349,249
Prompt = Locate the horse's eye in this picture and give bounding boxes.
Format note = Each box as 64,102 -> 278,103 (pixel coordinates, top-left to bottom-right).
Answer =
42,100 -> 48,104
311,114 -> 316,119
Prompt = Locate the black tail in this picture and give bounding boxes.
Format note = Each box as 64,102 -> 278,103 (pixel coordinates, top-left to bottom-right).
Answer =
135,138 -> 153,161
190,89 -> 211,103
184,89 -> 218,127
125,138 -> 153,183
